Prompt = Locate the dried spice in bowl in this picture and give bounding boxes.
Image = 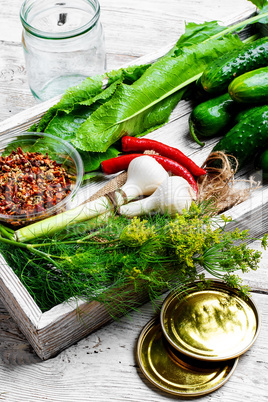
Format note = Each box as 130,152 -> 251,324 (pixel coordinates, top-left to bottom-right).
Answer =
0,132 -> 83,227
0,147 -> 73,219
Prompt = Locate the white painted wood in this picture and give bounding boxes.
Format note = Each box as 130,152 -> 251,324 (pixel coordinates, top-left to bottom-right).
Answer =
0,0 -> 267,400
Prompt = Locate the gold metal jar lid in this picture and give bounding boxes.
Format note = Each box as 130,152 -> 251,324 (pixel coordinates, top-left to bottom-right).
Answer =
136,317 -> 239,397
160,280 -> 261,361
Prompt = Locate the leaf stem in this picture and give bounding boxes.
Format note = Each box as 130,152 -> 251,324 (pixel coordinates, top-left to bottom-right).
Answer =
0,235 -> 62,266
243,34 -> 260,44
28,237 -> 120,249
206,11 -> 268,42
78,230 -> 102,242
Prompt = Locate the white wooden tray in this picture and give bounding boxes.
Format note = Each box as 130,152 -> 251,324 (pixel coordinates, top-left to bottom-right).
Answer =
0,23 -> 267,360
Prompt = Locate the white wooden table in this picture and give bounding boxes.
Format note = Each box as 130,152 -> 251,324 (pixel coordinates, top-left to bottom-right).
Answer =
0,0 -> 268,400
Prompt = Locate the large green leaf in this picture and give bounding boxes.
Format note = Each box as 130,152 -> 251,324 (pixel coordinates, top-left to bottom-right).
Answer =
44,79 -> 123,140
73,34 -> 243,152
44,104 -> 96,142
37,75 -> 104,132
168,21 -> 228,53
37,64 -> 150,133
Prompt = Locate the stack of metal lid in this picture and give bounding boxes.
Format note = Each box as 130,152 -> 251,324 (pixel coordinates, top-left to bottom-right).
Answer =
136,279 -> 260,397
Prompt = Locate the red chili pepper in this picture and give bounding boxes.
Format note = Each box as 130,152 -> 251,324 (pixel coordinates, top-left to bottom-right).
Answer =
101,154 -> 138,175
121,136 -> 206,177
101,153 -> 198,193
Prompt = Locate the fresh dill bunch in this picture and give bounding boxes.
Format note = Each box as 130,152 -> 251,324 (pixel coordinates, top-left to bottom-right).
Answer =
0,204 -> 266,313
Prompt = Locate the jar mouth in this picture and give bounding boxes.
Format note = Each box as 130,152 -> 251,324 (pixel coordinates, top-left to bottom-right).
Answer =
20,0 -> 100,39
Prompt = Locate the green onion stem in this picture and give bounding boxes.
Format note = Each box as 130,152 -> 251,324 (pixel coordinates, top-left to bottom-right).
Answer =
14,201 -> 111,243
0,224 -> 14,240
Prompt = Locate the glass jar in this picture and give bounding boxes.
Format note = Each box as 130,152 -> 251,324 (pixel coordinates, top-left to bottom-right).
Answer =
20,0 -> 106,102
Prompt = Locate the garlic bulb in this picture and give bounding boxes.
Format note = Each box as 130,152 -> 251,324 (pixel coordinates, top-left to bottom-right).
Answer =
119,176 -> 196,218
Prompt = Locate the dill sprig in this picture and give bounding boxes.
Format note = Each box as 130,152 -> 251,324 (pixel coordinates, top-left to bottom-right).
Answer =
0,203 -> 266,315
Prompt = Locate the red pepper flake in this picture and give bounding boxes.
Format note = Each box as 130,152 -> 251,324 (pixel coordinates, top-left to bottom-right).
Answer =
0,147 -> 73,219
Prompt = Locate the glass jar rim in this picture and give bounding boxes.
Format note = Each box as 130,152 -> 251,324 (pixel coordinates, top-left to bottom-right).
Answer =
20,0 -> 100,39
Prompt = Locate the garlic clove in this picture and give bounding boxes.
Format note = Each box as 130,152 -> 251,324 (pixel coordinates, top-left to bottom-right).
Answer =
157,176 -> 196,215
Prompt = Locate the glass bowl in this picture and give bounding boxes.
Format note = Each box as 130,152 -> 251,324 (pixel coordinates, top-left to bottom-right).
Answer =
0,132 -> 83,227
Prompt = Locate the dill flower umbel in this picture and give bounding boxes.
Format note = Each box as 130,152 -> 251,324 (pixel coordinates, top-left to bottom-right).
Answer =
120,217 -> 156,247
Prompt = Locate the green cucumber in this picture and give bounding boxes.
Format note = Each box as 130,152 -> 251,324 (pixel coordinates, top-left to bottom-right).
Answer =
201,37 -> 268,94
228,67 -> 268,103
189,93 -> 236,146
235,106 -> 260,122
212,105 -> 268,170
